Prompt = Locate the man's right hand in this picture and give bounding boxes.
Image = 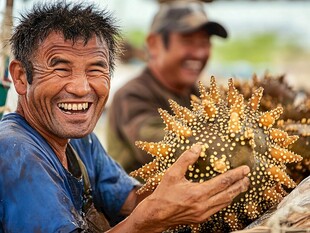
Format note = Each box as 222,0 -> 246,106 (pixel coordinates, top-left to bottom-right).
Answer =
127,143 -> 250,232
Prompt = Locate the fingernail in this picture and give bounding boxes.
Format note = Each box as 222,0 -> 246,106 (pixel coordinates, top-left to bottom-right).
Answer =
242,177 -> 250,192
243,166 -> 250,175
191,143 -> 202,154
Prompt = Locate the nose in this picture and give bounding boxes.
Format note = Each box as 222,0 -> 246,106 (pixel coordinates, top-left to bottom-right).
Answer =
192,43 -> 210,59
65,74 -> 91,96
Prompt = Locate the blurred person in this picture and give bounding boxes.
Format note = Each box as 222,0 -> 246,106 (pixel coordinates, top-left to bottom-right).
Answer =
107,0 -> 228,173
0,2 -> 250,233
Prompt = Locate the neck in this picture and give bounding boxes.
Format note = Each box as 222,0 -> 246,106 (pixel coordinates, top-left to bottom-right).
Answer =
148,65 -> 191,96
36,131 -> 69,169
48,139 -> 69,169
16,105 -> 69,169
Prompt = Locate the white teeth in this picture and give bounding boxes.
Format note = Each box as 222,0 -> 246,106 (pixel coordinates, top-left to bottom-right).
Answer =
58,102 -> 89,111
184,60 -> 202,71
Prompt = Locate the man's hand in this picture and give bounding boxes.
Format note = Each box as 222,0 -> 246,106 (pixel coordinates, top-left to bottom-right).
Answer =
127,143 -> 250,232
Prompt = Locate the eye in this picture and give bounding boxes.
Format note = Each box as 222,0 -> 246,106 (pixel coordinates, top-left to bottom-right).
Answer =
53,67 -> 71,77
89,69 -> 103,73
86,70 -> 102,77
87,65 -> 109,77
55,68 -> 69,72
49,57 -> 71,75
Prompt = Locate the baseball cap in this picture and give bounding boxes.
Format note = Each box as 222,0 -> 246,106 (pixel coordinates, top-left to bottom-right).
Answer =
150,0 -> 228,38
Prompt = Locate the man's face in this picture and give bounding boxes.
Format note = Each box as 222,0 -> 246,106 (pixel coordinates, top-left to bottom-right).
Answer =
21,32 -> 110,139
154,29 -> 211,91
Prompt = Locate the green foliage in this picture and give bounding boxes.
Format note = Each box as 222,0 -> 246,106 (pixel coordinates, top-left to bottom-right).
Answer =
122,29 -> 146,48
211,33 -> 306,64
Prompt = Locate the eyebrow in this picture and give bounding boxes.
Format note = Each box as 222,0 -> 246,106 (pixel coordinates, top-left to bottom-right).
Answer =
50,57 -> 70,67
92,60 -> 108,69
50,57 -> 108,68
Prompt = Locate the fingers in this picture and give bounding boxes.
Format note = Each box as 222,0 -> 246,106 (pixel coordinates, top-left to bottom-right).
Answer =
191,176 -> 250,222
202,165 -> 250,197
166,143 -> 202,177
226,176 -> 250,198
207,176 -> 250,207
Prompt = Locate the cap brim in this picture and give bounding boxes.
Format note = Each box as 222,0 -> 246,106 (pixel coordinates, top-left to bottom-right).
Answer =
174,21 -> 228,38
204,21 -> 228,38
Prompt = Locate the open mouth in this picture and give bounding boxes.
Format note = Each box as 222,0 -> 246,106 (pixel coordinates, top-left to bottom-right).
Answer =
184,60 -> 203,73
57,102 -> 90,114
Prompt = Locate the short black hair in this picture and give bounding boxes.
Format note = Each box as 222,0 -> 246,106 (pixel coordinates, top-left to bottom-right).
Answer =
10,1 -> 121,84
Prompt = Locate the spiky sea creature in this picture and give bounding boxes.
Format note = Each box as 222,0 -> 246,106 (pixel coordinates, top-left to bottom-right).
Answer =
130,77 -> 303,233
231,73 -> 310,185
234,73 -> 310,121
277,119 -> 310,185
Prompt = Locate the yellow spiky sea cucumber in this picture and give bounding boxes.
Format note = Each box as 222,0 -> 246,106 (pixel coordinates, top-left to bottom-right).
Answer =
130,77 -> 302,233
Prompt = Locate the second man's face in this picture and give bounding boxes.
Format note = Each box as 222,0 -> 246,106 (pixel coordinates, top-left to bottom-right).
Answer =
157,29 -> 211,91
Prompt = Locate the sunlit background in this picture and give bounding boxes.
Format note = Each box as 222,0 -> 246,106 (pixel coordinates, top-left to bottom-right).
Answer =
1,0 -> 310,144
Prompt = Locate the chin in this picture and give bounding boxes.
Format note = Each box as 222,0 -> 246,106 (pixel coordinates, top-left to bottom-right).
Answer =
183,80 -> 197,88
62,127 -> 93,139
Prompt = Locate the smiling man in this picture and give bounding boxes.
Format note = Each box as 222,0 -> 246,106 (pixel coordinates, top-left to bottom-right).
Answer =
9,31 -> 111,168
0,2 -> 250,233
107,0 -> 228,173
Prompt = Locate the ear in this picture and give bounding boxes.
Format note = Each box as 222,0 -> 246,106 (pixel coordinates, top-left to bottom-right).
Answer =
146,34 -> 162,58
9,60 -> 28,95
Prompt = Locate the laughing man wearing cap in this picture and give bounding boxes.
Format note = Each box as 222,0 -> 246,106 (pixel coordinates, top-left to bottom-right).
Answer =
107,0 -> 228,173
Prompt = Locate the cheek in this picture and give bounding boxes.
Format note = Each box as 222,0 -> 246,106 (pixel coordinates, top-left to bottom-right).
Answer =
32,71 -> 64,91
91,79 -> 110,98
166,49 -> 184,63
28,76 -> 64,111
25,87 -> 50,119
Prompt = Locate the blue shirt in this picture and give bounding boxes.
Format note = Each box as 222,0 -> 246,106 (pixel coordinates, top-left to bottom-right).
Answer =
0,113 -> 140,233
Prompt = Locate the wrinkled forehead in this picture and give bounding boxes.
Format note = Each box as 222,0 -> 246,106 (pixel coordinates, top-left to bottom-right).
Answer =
30,31 -> 109,61
36,31 -> 107,52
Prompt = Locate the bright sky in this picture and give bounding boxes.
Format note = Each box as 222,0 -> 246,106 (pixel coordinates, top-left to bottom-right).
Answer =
2,0 -> 309,48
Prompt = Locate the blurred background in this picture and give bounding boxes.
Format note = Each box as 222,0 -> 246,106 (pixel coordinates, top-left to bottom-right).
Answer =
1,0 -> 310,144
